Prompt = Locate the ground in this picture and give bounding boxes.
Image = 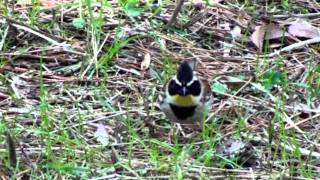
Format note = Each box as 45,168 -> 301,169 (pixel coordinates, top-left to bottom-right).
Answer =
0,0 -> 320,179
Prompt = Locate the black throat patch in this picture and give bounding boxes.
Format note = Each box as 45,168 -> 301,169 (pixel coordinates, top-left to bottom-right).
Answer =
170,104 -> 197,120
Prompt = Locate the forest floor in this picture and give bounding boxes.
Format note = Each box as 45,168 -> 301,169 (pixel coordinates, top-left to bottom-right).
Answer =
0,0 -> 320,179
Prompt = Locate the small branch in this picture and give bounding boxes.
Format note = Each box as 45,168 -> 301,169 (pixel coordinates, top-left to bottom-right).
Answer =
268,37 -> 320,57
4,17 -> 66,42
183,9 -> 207,28
0,24 -> 8,51
273,12 -> 320,18
243,132 -> 320,159
6,131 -> 17,168
285,113 -> 320,130
12,23 -> 67,47
166,0 -> 185,28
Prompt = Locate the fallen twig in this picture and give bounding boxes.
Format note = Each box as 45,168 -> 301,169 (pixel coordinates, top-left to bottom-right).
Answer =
268,37 -> 320,57
166,0 -> 185,28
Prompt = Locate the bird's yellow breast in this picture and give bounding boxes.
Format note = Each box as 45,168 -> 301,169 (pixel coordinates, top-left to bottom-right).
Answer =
171,95 -> 199,106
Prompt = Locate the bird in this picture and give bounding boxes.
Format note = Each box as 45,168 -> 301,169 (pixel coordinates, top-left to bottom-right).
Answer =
160,60 -> 211,125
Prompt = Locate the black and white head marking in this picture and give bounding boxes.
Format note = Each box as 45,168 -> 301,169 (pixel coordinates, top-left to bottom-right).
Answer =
168,61 -> 202,97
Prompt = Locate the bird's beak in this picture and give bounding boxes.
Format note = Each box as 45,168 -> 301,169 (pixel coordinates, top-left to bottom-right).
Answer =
182,87 -> 187,96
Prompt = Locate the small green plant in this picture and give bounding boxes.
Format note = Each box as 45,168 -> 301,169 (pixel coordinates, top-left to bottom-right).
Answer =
259,70 -> 287,90
162,57 -> 174,82
119,0 -> 142,17
211,81 -> 228,94
0,0 -> 9,15
30,0 -> 40,26
306,64 -> 320,98
72,18 -> 85,29
97,35 -> 133,70
281,0 -> 290,10
38,53 -> 54,167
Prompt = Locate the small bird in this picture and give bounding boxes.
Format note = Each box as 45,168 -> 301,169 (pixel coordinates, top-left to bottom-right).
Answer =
160,60 -> 211,124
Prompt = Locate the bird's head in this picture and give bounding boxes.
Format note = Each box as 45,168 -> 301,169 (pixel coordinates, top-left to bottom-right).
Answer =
168,61 -> 201,97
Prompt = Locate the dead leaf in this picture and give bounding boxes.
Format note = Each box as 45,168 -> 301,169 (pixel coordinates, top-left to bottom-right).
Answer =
40,0 -> 58,8
94,123 -> 110,146
8,106 -> 33,114
208,0 -> 224,5
192,0 -> 205,10
224,139 -> 246,155
16,0 -> 32,5
265,24 -> 288,40
71,40 -> 85,50
251,25 -> 266,50
10,76 -> 28,99
237,10 -> 250,27
141,53 -> 151,70
230,25 -> 242,40
251,23 -> 288,51
288,19 -> 320,39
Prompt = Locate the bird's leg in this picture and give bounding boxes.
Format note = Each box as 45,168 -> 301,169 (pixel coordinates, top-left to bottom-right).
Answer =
176,123 -> 187,137
182,122 -> 202,139
167,124 -> 183,143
